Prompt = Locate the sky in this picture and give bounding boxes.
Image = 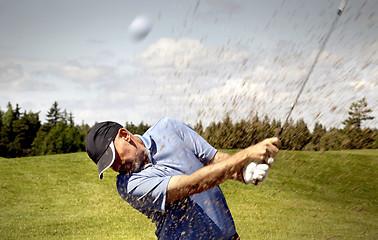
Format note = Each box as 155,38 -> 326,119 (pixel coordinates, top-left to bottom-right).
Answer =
0,0 -> 377,130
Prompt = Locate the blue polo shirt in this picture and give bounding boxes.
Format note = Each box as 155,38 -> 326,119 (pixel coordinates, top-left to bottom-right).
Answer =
116,117 -> 237,239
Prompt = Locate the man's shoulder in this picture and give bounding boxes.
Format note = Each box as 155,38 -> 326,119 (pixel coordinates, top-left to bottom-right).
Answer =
157,117 -> 178,125
140,117 -> 180,146
150,117 -> 183,131
146,117 -> 197,144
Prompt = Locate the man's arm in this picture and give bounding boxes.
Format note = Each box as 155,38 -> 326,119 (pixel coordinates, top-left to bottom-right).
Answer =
166,137 -> 280,203
208,151 -> 244,182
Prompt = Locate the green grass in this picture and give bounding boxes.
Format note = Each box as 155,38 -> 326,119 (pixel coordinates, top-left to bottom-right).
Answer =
0,150 -> 377,239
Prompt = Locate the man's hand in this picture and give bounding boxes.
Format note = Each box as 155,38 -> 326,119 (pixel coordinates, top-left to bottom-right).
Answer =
246,137 -> 281,164
242,137 -> 280,185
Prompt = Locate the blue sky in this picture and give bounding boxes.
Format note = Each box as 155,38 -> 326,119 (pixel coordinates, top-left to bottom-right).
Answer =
0,0 -> 377,129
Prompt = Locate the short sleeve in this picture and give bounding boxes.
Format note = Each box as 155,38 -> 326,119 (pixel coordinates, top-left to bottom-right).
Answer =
116,167 -> 171,213
170,118 -> 217,165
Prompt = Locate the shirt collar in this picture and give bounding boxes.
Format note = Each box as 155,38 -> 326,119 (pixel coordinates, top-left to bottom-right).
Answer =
135,134 -> 157,165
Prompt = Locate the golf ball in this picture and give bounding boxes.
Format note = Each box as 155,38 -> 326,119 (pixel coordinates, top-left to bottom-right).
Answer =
129,15 -> 152,41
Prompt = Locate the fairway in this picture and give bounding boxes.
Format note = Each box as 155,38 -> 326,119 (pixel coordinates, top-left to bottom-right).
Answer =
0,150 -> 377,239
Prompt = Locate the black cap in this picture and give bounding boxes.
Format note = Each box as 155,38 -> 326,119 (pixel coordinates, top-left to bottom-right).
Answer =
85,121 -> 123,179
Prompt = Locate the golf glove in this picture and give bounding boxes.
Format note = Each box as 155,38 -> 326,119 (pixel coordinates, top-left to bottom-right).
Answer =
243,162 -> 270,184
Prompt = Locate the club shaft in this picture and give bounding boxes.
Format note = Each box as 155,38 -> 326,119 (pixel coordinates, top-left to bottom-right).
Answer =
253,0 -> 348,185
276,0 -> 347,138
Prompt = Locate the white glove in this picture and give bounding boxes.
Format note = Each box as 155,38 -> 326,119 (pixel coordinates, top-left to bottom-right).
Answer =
243,162 -> 257,184
243,162 -> 270,184
252,164 -> 269,182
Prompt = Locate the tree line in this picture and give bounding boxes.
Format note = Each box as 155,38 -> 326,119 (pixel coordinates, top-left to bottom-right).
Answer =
0,98 -> 376,158
195,115 -> 377,151
0,101 -> 89,158
195,98 -> 376,151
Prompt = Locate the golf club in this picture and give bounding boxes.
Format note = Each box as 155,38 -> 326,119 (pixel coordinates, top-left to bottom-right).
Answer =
252,0 -> 348,185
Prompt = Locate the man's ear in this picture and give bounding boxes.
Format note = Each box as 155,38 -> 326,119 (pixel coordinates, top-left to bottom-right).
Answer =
117,128 -> 131,142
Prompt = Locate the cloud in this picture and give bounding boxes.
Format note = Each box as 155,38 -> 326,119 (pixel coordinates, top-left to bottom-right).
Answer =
130,35 -> 377,127
0,57 -> 120,92
0,61 -> 56,91
0,61 -> 23,82
135,38 -> 250,69
55,60 -> 116,84
1,32 -> 376,128
132,37 -> 258,106
130,37 -> 303,124
64,38 -> 255,125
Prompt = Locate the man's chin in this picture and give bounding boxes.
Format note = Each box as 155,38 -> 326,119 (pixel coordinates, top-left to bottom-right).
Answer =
118,164 -> 132,173
118,162 -> 143,174
132,163 -> 142,172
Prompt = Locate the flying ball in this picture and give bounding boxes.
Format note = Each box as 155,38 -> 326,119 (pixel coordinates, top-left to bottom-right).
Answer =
129,15 -> 153,41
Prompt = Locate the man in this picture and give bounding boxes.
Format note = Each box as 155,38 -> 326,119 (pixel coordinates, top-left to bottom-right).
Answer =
85,117 -> 280,239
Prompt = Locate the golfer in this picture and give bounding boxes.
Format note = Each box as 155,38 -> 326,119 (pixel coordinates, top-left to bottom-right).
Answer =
85,117 -> 280,239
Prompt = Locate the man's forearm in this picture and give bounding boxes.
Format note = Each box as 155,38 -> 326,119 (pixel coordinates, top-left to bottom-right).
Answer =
166,148 -> 251,203
208,151 -> 243,182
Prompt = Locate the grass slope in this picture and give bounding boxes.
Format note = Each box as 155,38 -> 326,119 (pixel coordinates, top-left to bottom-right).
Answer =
0,150 -> 377,239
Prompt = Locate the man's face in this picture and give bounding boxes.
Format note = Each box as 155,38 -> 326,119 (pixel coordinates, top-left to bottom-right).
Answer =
110,129 -> 145,173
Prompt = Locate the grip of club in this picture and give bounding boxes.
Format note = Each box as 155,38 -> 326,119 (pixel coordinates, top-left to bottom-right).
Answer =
276,127 -> 283,138
338,0 -> 347,15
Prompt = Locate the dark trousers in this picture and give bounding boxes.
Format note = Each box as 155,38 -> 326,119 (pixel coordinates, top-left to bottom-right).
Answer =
229,233 -> 240,240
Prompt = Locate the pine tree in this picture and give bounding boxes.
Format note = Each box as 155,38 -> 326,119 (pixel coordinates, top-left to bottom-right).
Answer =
342,98 -> 374,129
0,107 -> 6,156
68,112 -> 74,125
218,114 -> 234,149
46,101 -> 62,128
306,122 -> 327,151
1,103 -> 18,157
135,122 -> 150,135
193,121 -> 204,136
13,111 -> 41,157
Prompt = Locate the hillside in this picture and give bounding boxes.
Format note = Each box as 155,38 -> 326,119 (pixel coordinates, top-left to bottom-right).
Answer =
0,150 -> 377,239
